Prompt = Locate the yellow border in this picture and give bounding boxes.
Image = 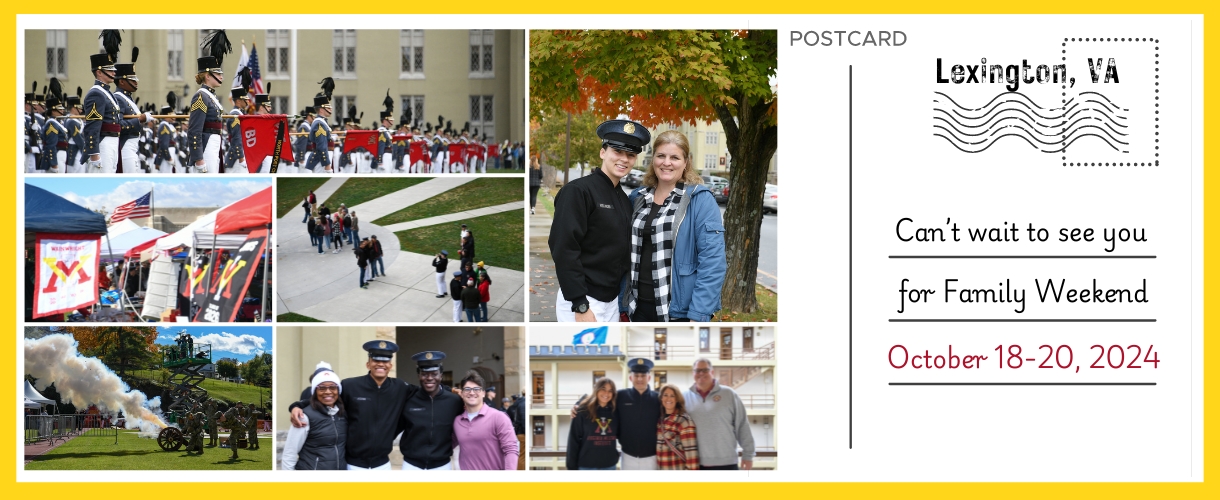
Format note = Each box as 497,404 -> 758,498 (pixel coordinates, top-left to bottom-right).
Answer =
4,3 -> 1212,496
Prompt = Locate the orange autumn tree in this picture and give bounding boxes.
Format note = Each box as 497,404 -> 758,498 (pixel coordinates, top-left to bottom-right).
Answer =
58,326 -> 160,375
530,29 -> 778,313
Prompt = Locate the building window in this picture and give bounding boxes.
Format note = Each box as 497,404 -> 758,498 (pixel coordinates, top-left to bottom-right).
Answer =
699,327 -> 710,352
333,96 -> 356,122
592,371 -> 605,385
654,328 -> 668,360
532,371 -> 545,404
654,371 -> 667,391
272,96 -> 289,115
469,30 -> 494,77
46,30 -> 67,78
400,95 -> 424,126
198,30 -> 210,58
706,131 -> 719,145
400,30 -> 424,77
166,30 -> 183,80
333,30 -> 357,77
743,327 -> 754,352
705,154 -> 717,170
265,30 -> 290,77
469,95 -> 494,141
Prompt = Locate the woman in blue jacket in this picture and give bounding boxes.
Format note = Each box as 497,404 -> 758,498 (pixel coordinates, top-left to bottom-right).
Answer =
620,130 -> 726,322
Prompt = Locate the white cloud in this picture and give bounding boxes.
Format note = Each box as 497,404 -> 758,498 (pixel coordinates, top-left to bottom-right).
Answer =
61,180 -> 269,217
190,332 -> 267,356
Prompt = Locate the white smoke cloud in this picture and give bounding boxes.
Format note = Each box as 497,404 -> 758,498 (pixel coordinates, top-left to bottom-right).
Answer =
191,332 -> 267,356
59,180 -> 269,216
25,334 -> 168,436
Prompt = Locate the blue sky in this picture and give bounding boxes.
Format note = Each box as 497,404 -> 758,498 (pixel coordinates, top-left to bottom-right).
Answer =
26,178 -> 270,216
155,326 -> 272,362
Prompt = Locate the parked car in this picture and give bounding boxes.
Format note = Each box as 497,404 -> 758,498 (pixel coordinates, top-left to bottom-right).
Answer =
714,184 -> 730,204
621,169 -> 645,188
762,184 -> 778,214
701,175 -> 729,194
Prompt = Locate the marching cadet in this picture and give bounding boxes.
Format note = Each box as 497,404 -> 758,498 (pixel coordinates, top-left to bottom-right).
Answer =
113,47 -> 155,174
32,86 -> 48,171
338,108 -> 355,174
305,80 -> 335,174
374,91 -> 394,173
225,67 -> 253,174
251,85 -> 275,174
82,30 -> 123,174
25,85 -> 41,173
391,115 -> 408,173
399,351 -> 464,470
176,104 -> 191,174
41,86 -> 69,174
64,88 -> 84,172
429,118 -> 446,174
189,30 -> 232,174
155,95 -> 179,173
289,106 -> 314,173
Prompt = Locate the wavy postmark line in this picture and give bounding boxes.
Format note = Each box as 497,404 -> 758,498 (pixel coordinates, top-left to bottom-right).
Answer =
933,116 -> 1130,141
934,125 -> 1128,154
933,110 -> 1129,139
933,90 -> 1131,154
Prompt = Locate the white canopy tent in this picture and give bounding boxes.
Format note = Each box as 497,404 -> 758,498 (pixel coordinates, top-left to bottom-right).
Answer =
100,220 -> 167,260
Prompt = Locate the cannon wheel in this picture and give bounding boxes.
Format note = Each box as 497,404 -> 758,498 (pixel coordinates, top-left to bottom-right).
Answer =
158,427 -> 185,451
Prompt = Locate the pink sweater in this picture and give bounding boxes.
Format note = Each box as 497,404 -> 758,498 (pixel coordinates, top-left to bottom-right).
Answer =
452,404 -> 519,470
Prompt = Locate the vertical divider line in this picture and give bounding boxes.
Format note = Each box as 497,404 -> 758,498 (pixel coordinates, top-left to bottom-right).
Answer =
849,65 -> 854,450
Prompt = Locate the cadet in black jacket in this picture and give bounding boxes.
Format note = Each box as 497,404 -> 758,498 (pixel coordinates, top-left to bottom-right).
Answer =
289,340 -> 420,470
399,351 -> 464,470
432,250 -> 449,298
549,119 -> 651,322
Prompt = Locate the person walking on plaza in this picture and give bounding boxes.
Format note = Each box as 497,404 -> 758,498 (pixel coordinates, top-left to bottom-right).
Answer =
307,216 -> 318,249
529,156 -> 542,215
349,211 -> 361,245
301,197 -> 311,223
369,235 -> 386,278
331,214 -> 345,254
478,275 -> 492,322
433,250 -> 450,298
321,215 -> 333,254
461,279 -> 481,323
356,240 -> 371,289
450,271 -> 465,322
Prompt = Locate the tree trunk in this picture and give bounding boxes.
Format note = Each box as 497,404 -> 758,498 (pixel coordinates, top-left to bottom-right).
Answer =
715,92 -> 778,314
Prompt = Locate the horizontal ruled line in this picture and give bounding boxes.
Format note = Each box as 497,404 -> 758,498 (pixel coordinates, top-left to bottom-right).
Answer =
888,255 -> 1156,259
889,318 -> 1156,323
889,382 -> 1157,386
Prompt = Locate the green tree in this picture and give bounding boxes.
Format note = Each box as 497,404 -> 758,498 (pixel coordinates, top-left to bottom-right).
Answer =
530,110 -> 604,181
240,354 -> 272,388
531,30 -> 778,313
216,360 -> 238,380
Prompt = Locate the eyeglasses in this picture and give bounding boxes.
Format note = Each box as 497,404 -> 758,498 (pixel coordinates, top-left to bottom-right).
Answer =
460,387 -> 484,394
694,368 -> 712,374
316,385 -> 339,393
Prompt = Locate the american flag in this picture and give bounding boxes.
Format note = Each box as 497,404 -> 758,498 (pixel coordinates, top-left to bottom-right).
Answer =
248,44 -> 265,96
111,191 -> 152,223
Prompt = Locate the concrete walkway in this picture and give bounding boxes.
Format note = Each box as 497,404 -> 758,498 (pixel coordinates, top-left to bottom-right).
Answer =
276,180 -> 524,323
312,177 -> 349,207
381,201 -> 524,233
528,189 -> 559,321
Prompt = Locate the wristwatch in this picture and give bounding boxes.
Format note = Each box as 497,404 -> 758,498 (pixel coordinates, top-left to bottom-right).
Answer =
572,302 -> 589,314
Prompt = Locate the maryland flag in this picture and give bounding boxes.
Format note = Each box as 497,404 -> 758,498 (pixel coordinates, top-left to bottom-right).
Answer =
238,114 -> 294,172
343,130 -> 379,154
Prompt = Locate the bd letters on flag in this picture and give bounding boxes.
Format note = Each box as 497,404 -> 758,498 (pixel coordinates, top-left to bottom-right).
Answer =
34,233 -> 101,318
193,229 -> 268,323
238,115 -> 294,172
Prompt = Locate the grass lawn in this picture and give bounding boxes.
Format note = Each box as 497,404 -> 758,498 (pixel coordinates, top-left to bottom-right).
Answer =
275,178 -> 330,218
127,370 -> 270,405
372,177 -> 524,226
277,312 -> 323,322
25,430 -> 272,470
541,187 -> 559,216
396,209 -> 524,271
490,168 -> 526,174
321,178 -> 430,209
714,284 -> 778,322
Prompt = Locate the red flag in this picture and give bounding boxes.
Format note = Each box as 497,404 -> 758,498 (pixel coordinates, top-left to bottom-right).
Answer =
488,144 -> 499,158
392,134 -> 411,142
410,141 -> 427,165
466,143 -> 480,160
238,114 -> 295,172
343,130 -> 379,154
448,143 -> 467,165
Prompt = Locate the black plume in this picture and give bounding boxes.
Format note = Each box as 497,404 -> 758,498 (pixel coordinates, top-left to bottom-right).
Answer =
166,91 -> 178,111
49,78 -> 62,101
347,105 -> 356,120
446,120 -> 452,131
202,30 -> 232,66
318,77 -> 335,99
266,82 -> 271,94
76,86 -> 83,99
383,90 -> 393,113
237,67 -> 252,91
358,111 -> 364,122
437,114 -> 444,126
135,97 -> 140,105
99,30 -> 122,59
474,127 -> 479,136
42,85 -> 47,96
463,121 -> 470,132
131,46 -> 139,64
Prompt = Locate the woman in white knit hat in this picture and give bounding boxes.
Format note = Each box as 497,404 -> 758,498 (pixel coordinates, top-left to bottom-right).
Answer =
281,362 -> 347,470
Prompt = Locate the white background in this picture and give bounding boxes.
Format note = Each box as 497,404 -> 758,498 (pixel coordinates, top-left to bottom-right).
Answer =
15,14 -> 1204,482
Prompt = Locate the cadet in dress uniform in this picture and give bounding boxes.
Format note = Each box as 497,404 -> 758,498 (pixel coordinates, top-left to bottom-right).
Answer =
156,99 -> 179,173
25,87 -> 41,173
64,89 -> 84,172
82,33 -> 123,174
305,91 -> 334,174
31,88 -> 48,172
41,90 -> 69,174
113,48 -> 155,174
373,92 -> 395,173
399,351 -> 464,470
290,107 -> 314,173
225,68 -> 252,174
188,30 -> 232,174
287,340 -> 423,470
549,119 -> 649,322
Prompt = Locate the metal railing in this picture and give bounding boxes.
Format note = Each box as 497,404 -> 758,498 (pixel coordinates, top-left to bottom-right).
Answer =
624,341 -> 776,361
531,393 -> 773,409
24,414 -> 119,445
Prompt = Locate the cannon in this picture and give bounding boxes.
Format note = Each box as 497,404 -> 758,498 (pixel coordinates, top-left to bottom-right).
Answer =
157,426 -> 185,451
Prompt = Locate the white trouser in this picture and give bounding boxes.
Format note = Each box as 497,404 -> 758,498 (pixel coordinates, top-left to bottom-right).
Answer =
96,136 -> 120,174
50,151 -> 67,173
120,138 -> 140,174
25,153 -> 37,173
453,300 -> 463,322
451,160 -> 464,174
401,460 -> 451,471
259,156 -> 272,174
432,156 -> 444,174
198,134 -> 220,173
556,294 -> 620,323
620,453 -> 658,470
480,158 -> 487,174
346,462 -> 392,471
356,154 -> 371,174
436,273 -> 447,295
382,153 -> 393,172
